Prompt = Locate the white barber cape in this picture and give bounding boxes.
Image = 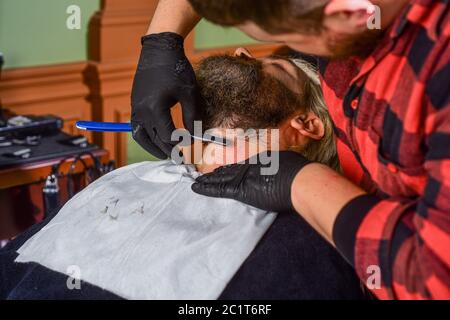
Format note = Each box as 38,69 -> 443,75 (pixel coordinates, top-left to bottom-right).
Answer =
15,161 -> 276,300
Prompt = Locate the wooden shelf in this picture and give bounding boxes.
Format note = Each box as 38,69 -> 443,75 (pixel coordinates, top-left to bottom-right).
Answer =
0,149 -> 109,190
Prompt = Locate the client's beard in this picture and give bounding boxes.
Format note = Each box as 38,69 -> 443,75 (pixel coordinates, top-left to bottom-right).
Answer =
327,29 -> 386,60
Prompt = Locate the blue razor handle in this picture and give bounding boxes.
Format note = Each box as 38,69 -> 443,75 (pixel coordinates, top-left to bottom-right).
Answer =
76,121 -> 132,132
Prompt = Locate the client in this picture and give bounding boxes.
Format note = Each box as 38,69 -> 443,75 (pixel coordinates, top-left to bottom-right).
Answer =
0,48 -> 365,300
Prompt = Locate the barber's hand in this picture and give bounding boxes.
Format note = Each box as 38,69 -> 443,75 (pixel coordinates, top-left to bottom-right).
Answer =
192,151 -> 311,212
131,32 -> 201,159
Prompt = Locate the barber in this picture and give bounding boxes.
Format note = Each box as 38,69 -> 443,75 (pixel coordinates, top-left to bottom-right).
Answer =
131,0 -> 450,299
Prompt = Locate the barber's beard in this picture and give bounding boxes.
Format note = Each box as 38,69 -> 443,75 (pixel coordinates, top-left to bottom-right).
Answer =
327,29 -> 385,60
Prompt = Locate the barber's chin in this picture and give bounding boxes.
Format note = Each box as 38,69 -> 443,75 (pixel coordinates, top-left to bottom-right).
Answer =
328,31 -> 384,60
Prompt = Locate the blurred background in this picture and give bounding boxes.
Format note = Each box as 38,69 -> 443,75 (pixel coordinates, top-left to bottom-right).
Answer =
0,0 -> 279,164
0,0 -> 281,239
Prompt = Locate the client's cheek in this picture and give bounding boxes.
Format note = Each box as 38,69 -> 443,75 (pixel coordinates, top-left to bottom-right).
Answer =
205,144 -> 247,165
202,140 -> 263,166
215,145 -> 240,165
233,142 -> 247,163
202,145 -> 234,166
220,138 -> 254,164
236,140 -> 260,163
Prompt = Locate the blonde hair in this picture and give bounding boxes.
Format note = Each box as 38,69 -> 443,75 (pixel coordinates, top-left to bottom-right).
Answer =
290,59 -> 340,172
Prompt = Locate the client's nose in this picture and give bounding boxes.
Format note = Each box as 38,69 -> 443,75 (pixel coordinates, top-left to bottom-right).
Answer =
233,47 -> 253,59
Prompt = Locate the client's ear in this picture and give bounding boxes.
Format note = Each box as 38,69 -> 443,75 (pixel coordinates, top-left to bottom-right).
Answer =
290,112 -> 325,141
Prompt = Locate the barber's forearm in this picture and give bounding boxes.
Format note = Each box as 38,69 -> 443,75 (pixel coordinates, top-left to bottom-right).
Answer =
147,0 -> 201,37
291,163 -> 366,244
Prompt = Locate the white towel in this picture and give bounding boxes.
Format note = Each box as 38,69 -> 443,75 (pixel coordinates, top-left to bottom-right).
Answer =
15,161 -> 276,300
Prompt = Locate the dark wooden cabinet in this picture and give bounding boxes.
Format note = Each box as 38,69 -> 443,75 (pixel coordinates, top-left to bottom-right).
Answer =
0,149 -> 110,239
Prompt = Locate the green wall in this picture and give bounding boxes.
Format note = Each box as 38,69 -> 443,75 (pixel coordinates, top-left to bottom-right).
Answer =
0,0 -> 100,69
195,20 -> 259,49
0,1 -> 258,163
127,133 -> 159,164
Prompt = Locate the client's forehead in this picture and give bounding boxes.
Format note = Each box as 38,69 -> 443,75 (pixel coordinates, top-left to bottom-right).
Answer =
259,56 -> 306,95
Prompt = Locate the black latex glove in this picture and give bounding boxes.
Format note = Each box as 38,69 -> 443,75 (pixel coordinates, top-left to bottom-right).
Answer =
192,151 -> 312,212
131,32 -> 201,159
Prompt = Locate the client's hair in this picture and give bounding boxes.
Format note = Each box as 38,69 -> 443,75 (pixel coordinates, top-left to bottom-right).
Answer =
196,55 -> 339,171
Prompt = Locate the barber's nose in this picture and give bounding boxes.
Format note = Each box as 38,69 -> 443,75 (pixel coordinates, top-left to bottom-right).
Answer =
233,47 -> 253,59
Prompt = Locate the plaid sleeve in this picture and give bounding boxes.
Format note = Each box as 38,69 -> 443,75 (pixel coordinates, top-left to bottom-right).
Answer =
332,56 -> 450,300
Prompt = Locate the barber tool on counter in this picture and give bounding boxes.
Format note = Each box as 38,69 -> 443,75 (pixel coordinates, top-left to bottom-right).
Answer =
0,115 -> 116,220
0,114 -> 69,165
0,53 -> 83,166
0,114 -> 106,168
0,54 -> 115,224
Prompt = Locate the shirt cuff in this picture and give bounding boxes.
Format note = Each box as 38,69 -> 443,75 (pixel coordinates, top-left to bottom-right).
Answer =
332,194 -> 381,266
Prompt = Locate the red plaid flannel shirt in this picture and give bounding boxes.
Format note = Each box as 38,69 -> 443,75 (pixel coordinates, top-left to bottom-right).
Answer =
321,0 -> 450,299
